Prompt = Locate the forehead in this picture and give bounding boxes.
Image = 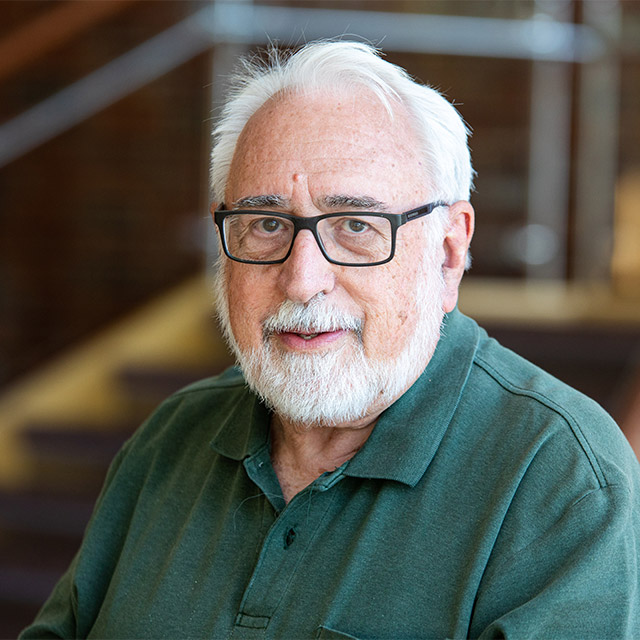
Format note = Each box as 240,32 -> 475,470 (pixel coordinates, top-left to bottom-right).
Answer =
226,90 -> 428,205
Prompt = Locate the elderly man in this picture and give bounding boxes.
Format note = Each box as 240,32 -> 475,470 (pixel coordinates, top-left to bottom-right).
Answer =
22,41 -> 640,639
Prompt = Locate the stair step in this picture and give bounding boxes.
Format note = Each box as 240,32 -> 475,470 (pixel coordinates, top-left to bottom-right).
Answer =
118,363 -> 222,393
0,565 -> 69,605
0,601 -> 42,639
22,420 -> 134,464
18,421 -> 134,495
117,363 -> 230,411
0,492 -> 90,620
0,490 -> 95,538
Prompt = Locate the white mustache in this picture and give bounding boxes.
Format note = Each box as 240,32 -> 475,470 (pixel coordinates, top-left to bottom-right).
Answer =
262,298 -> 363,338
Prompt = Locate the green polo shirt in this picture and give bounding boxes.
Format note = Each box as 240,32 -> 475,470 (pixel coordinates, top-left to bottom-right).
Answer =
21,309 -> 640,639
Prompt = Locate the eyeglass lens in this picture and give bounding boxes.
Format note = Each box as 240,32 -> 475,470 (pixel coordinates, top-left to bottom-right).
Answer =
223,213 -> 393,264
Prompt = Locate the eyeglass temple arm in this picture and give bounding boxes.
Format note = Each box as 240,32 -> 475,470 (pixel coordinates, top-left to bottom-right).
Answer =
404,201 -> 448,221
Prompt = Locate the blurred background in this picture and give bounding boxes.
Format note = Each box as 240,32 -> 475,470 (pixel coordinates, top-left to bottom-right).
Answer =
0,0 -> 639,635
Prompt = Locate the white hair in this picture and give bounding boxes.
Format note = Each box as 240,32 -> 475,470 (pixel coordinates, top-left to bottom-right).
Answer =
210,40 -> 474,207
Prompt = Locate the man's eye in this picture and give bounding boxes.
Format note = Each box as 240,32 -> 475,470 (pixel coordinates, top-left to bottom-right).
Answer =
258,218 -> 282,233
343,218 -> 369,233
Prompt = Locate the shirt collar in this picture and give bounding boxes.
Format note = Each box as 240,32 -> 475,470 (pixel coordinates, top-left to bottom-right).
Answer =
345,308 -> 480,487
209,369 -> 270,460
209,309 -> 480,485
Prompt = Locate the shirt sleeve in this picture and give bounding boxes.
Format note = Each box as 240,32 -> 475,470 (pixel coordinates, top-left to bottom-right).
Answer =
472,484 -> 639,639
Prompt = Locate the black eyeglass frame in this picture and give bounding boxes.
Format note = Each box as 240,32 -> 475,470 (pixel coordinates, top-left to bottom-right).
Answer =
213,201 -> 448,267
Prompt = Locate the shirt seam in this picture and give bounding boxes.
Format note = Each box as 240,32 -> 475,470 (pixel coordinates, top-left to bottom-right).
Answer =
571,482 -> 630,507
473,354 -> 607,488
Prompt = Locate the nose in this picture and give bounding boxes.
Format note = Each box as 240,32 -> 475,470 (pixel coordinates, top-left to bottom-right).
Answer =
276,230 -> 336,304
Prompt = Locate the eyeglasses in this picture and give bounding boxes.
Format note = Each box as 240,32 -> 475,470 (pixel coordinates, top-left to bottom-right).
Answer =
214,201 -> 447,267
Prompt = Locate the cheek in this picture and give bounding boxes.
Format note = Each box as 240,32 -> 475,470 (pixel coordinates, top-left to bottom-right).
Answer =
357,261 -> 424,360
363,295 -> 420,359
225,266 -> 275,349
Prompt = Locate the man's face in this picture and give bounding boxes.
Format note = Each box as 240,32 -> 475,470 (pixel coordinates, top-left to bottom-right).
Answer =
214,90 -> 450,426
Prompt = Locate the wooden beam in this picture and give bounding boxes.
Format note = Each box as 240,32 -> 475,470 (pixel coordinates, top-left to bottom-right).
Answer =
0,0 -> 135,84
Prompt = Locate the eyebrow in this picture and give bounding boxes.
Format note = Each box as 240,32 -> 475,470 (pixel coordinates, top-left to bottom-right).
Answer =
231,194 -> 389,212
231,195 -> 288,209
320,195 -> 388,211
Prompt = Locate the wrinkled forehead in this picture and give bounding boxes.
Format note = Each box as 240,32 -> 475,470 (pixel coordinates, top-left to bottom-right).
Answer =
227,90 -> 429,204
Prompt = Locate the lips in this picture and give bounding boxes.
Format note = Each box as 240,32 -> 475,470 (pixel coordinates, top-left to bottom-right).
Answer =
262,300 -> 364,351
275,329 -> 349,349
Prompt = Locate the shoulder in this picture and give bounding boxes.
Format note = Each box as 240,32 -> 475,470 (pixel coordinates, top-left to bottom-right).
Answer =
469,331 -> 635,488
474,331 -> 613,430
88,366 -> 257,523
443,324 -> 640,575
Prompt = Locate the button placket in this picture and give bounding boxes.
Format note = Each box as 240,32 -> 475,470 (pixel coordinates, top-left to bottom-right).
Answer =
233,480 -> 341,633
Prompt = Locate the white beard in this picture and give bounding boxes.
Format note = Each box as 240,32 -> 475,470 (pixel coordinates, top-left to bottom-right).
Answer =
213,243 -> 446,427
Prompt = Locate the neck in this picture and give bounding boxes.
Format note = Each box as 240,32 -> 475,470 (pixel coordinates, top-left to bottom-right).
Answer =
270,412 -> 378,504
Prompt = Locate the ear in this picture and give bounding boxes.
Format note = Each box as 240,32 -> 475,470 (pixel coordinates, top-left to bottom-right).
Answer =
209,201 -> 219,219
441,200 -> 474,313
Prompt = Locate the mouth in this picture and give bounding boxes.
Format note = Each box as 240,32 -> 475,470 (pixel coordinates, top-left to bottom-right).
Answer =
273,328 -> 351,350
261,300 -> 364,352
